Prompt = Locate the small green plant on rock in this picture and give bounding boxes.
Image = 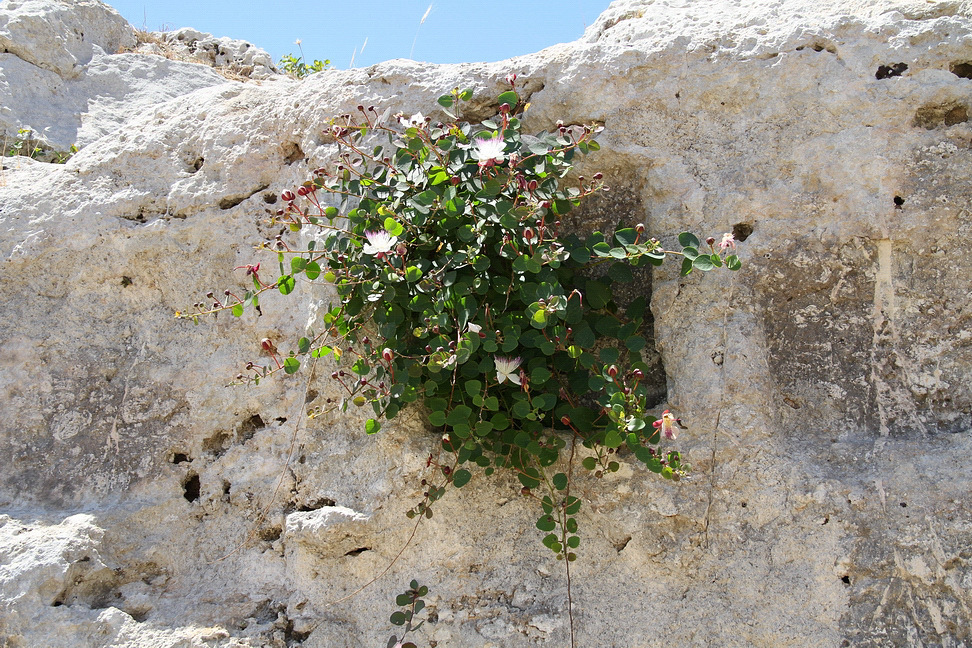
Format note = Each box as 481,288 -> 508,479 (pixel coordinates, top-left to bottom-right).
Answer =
179,75 -> 740,644
6,129 -> 42,159
279,40 -> 330,79
387,580 -> 429,648
4,128 -> 77,163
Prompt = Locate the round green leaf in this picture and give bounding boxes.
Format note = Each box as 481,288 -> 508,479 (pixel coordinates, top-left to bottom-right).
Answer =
678,232 -> 700,248
536,515 -> 556,532
452,469 -> 471,488
278,275 -> 296,295
604,430 -> 623,448
446,405 -> 473,426
497,90 -> 518,106
384,217 -> 404,237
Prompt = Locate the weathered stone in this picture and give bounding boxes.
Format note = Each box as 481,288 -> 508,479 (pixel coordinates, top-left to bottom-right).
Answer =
1,0 -> 971,646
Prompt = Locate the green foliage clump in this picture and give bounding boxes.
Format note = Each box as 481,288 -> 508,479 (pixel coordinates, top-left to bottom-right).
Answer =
4,128 -> 76,163
179,79 -> 740,562
278,48 -> 330,79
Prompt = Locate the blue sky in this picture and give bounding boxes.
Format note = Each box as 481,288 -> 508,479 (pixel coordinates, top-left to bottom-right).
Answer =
104,1 -> 614,69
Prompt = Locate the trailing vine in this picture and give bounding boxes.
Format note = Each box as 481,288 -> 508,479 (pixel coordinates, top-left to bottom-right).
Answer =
178,75 -> 740,644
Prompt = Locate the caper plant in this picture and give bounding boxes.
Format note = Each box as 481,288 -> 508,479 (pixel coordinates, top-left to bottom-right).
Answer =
178,77 -> 740,564
387,580 -> 429,648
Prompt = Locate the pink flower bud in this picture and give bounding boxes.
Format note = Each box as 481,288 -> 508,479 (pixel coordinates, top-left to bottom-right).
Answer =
382,348 -> 394,362
635,223 -> 645,234
280,190 -> 296,203
607,365 -> 618,378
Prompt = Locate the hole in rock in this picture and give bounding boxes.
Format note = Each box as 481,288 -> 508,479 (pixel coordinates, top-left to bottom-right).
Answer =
914,103 -> 969,129
183,474 -> 200,502
560,186 -> 667,409
237,414 -> 265,443
822,516 -> 829,525
796,41 -> 836,54
899,502 -> 907,507
614,536 -> 632,552
259,526 -> 282,542
218,194 -> 248,210
298,497 -> 336,512
732,222 -> 753,242
894,195 -> 905,207
841,575 -> 851,585
741,501 -> 748,508
283,142 -> 304,165
946,105 -> 968,126
287,629 -> 311,643
128,609 -> 149,623
275,416 -> 287,424
875,63 -> 908,79
950,61 -> 972,79
263,192 -> 277,204
203,431 -> 231,456
222,480 -> 231,496
344,547 -> 370,556
171,452 -> 190,464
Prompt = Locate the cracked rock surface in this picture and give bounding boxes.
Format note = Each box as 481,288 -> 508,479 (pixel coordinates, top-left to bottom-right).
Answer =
1,0 -> 971,646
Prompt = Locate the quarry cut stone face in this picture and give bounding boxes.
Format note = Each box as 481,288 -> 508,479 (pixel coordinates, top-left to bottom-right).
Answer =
1,0 -> 971,646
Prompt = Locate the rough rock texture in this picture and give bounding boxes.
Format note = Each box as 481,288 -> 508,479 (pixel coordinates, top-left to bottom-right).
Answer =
133,28 -> 278,80
0,0 -> 275,157
2,0 -> 971,646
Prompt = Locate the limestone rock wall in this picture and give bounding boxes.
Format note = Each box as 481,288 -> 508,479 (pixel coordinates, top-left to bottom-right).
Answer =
1,1 -> 971,646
